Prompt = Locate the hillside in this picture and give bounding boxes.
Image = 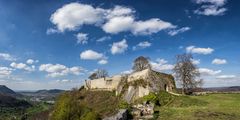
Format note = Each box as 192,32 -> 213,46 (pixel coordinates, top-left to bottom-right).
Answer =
51,89 -> 120,120
0,93 -> 31,108
0,85 -> 19,96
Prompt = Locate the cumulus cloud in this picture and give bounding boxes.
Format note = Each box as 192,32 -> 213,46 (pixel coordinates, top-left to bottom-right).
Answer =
80,50 -> 107,64
186,46 -> 214,55
76,33 -> 88,44
26,59 -> 39,65
0,53 -> 16,61
103,17 -> 176,35
80,50 -> 104,60
133,41 -> 152,50
191,59 -> 201,65
98,59 -> 108,65
151,59 -> 174,72
193,0 -> 227,16
50,2 -> 105,32
10,62 -> 35,72
0,66 -> 13,77
212,58 -> 227,65
39,64 -> 85,78
216,75 -> 236,79
168,27 -> 190,36
199,68 -> 221,76
102,16 -> 134,34
49,2 -> 187,36
96,36 -> 111,42
111,39 -> 128,54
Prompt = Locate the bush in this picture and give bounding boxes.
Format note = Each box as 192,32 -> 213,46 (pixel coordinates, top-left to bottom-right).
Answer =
157,91 -> 175,106
51,90 -> 120,119
118,100 -> 129,109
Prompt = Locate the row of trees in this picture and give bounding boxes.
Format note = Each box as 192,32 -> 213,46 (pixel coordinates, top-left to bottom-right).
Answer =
88,54 -> 203,94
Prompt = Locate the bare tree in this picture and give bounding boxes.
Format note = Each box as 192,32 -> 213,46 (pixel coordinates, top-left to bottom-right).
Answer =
132,56 -> 151,72
173,53 -> 202,94
89,69 -> 108,80
88,73 -> 97,80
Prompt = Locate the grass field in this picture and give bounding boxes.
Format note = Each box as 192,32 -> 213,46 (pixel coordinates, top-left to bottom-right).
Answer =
157,93 -> 240,120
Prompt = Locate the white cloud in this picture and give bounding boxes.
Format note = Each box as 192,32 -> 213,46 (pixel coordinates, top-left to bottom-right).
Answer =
98,59 -> 108,65
102,16 -> 134,34
76,33 -> 88,44
50,2 -> 105,32
80,50 -> 107,64
80,50 -> 104,60
10,62 -> 35,72
103,17 -> 176,35
216,75 -> 236,79
151,59 -> 174,72
46,28 -> 59,34
199,68 -> 221,76
0,53 -> 16,61
194,0 -> 227,16
186,46 -> 214,55
26,59 -> 39,65
96,36 -> 111,42
0,66 -> 13,77
191,59 -> 200,65
106,5 -> 135,19
132,18 -> 176,35
212,58 -> 227,65
39,64 -> 84,78
49,3 -> 186,36
56,79 -> 72,83
168,27 -> 190,36
121,70 -> 133,75
133,41 -> 152,50
111,39 -> 128,54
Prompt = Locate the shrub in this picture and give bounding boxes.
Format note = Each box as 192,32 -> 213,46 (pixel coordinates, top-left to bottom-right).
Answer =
157,91 -> 175,106
118,100 -> 129,109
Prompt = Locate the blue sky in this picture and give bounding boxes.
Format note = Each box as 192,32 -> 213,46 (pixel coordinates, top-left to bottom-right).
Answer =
0,0 -> 240,90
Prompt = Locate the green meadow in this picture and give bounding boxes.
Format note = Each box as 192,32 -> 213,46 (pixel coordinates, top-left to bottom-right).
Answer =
157,93 -> 240,120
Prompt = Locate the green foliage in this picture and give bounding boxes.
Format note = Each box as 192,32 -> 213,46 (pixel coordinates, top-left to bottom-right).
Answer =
157,91 -> 175,106
128,78 -> 148,88
118,100 -> 129,109
51,92 -> 98,120
51,90 -> 119,120
81,111 -> 100,120
135,91 -> 175,107
142,92 -> 157,103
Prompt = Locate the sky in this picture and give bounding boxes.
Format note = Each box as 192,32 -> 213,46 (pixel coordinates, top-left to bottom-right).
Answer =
0,0 -> 240,90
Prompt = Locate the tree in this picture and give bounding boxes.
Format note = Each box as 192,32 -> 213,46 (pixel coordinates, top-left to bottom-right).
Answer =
88,69 -> 108,80
132,56 -> 151,72
173,53 -> 202,94
88,73 -> 97,80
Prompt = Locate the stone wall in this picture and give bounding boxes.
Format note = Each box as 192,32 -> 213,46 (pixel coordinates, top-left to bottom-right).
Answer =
85,75 -> 122,91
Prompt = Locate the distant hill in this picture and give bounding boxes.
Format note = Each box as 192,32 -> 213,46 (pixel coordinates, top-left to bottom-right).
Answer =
19,89 -> 65,101
203,86 -> 240,92
0,85 -> 21,97
35,89 -> 65,94
0,93 -> 31,108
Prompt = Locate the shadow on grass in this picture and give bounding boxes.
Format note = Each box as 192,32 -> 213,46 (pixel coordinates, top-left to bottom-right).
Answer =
194,110 -> 238,120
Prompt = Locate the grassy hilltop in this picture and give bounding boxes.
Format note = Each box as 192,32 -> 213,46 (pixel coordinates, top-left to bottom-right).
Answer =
50,87 -> 240,120
158,93 -> 240,120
